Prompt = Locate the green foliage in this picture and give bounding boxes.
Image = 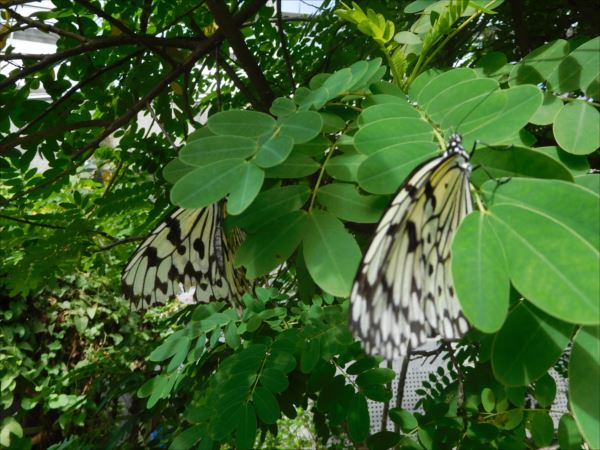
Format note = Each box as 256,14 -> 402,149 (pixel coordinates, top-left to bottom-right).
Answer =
1,0 -> 598,448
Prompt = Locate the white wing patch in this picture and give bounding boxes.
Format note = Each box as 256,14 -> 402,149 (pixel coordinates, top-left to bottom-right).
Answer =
349,135 -> 472,360
122,204 -> 246,310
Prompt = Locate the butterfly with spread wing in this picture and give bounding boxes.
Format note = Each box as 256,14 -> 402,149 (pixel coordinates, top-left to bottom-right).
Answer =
122,203 -> 246,310
350,134 -> 473,360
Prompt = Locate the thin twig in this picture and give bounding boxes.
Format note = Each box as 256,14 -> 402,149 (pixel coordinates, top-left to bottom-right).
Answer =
97,236 -> 145,251
146,101 -> 177,148
5,8 -> 87,42
393,350 -> 411,433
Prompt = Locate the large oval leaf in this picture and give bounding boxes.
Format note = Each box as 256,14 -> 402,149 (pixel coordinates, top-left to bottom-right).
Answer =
207,110 -> 275,137
170,159 -> 245,208
236,210 -> 307,279
354,118 -> 433,155
303,210 -> 361,297
452,211 -> 510,333
227,162 -> 264,215
316,183 -> 389,223
491,302 -> 573,386
484,179 -> 599,324
553,100 -> 600,155
179,136 -> 257,166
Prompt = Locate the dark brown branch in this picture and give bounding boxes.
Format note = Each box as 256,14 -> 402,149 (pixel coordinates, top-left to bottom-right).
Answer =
275,0 -> 295,90
0,119 -> 112,153
6,8 -> 87,42
10,50 -> 143,139
205,0 -> 274,111
0,35 -> 198,91
0,213 -> 65,230
0,0 -> 42,7
98,236 -> 144,251
219,55 -> 264,111
3,0 -> 269,203
0,53 -> 47,60
73,0 -> 176,65
139,0 -> 152,33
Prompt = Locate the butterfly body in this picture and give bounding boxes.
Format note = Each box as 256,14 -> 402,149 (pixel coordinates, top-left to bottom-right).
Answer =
122,204 -> 245,310
350,134 -> 472,360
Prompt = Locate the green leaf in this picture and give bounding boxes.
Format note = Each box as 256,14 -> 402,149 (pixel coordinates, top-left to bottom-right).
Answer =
279,110 -> 323,144
509,40 -> 570,88
236,403 -> 257,450
356,368 -> 396,387
484,179 -> 600,324
163,158 -> 195,183
316,183 -> 388,223
260,367 -> 288,393
569,325 -> 600,450
566,36 -> 600,99
357,142 -> 439,194
358,103 -> 419,125
224,321 -> 241,350
208,110 -> 275,137
481,387 -> 495,412
300,337 -> 321,373
367,430 -> 401,450
229,185 -> 310,233
528,411 -> 554,448
354,118 -> 433,155
452,211 -> 510,333
170,159 -> 245,208
307,361 -> 336,391
270,97 -> 296,117
227,162 -> 264,215
533,372 -> 556,407
264,154 -> 320,178
470,146 -> 574,186
254,132 -> 294,168
347,392 -> 370,442
148,331 -> 186,362
491,302 -> 573,386
529,92 -> 563,126
362,384 -> 392,402
179,136 -> 257,166
553,100 -> 600,155
388,408 -> 418,432
326,153 -> 366,182
303,210 -> 361,297
236,210 -> 307,278
266,350 -> 296,374
536,145 -> 589,175
0,417 -> 23,449
253,386 -> 280,425
558,414 -> 583,450
494,408 -> 523,431
169,425 -> 204,450
394,30 -> 421,44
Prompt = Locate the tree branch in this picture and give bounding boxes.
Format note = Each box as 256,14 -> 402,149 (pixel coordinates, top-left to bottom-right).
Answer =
5,8 -> 87,42
275,0 -> 295,90
0,35 -> 198,91
0,119 -> 113,153
205,0 -> 274,111
72,0 -> 176,65
8,49 -> 143,140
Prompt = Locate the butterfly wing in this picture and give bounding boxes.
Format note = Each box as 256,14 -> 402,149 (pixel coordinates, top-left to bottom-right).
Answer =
122,204 -> 245,309
350,136 -> 472,359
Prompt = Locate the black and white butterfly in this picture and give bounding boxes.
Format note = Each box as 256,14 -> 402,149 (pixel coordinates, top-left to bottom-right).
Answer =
350,134 -> 472,360
122,203 -> 246,310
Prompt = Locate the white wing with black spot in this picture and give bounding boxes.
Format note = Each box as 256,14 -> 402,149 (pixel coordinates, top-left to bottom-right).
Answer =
349,134 -> 472,360
122,204 -> 246,309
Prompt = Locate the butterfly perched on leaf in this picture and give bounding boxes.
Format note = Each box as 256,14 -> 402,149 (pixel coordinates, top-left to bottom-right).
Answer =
122,203 -> 247,310
350,134 -> 473,360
